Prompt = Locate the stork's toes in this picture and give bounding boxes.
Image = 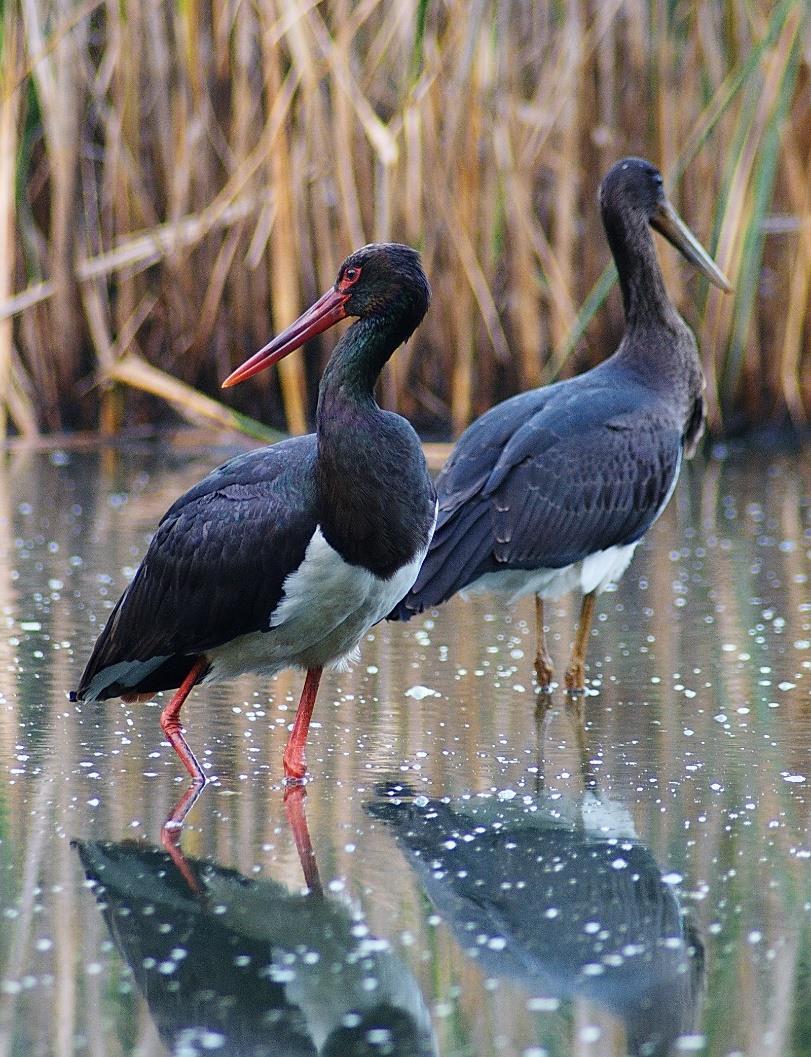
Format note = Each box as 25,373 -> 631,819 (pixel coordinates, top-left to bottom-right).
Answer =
283,753 -> 308,784
534,656 -> 555,693
564,661 -> 587,694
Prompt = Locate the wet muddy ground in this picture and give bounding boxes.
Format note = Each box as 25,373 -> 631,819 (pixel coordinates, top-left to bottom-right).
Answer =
0,442 -> 808,1056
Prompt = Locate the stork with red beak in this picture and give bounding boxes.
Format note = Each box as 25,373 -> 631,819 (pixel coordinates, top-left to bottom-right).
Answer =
72,244 -> 436,809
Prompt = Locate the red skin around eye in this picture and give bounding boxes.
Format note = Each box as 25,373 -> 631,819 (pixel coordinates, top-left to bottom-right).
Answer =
338,267 -> 362,292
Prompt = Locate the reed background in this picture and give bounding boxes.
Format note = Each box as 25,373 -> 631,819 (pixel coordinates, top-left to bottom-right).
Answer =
2,0 -> 810,442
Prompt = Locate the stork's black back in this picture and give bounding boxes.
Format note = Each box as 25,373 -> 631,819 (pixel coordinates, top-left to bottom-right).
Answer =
75,438 -> 320,698
392,159 -> 709,620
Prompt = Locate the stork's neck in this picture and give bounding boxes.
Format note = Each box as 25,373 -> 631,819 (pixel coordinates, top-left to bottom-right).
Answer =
316,315 -> 399,421
603,207 -> 704,419
313,313 -> 432,575
315,325 -> 387,495
603,208 -> 681,332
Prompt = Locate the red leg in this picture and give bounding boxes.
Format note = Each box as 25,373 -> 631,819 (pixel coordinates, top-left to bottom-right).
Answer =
162,779 -> 207,834
161,782 -> 208,895
283,785 -> 322,895
160,656 -> 209,784
283,666 -> 323,782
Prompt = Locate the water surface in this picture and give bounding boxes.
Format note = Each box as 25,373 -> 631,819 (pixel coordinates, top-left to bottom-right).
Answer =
0,443 -> 809,1056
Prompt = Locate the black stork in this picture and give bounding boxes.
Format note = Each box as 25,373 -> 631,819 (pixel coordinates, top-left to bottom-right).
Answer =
75,791 -> 436,1056
72,243 -> 436,802
392,158 -> 731,691
370,784 -> 704,1056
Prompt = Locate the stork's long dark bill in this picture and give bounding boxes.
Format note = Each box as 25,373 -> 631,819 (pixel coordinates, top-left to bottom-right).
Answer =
651,200 -> 732,292
222,286 -> 351,388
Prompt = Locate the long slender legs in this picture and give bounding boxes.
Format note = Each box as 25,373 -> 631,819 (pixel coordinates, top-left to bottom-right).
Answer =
284,786 -> 322,895
284,666 -> 323,782
566,693 -> 597,790
533,693 -> 555,795
160,656 -> 210,785
159,656 -> 210,877
565,590 -> 597,692
534,595 -> 554,690
161,781 -> 208,893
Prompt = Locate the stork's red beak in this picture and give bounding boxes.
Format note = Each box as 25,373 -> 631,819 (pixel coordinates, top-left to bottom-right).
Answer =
222,287 -> 351,388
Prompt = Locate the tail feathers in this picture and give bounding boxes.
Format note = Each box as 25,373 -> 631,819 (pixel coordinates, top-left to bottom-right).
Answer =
390,503 -> 493,620
74,655 -> 172,703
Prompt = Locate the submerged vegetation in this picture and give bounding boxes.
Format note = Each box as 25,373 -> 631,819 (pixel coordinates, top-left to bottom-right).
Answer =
2,0 -> 809,440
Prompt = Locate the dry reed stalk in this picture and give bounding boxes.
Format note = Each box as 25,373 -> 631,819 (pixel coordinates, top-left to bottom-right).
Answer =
108,352 -> 283,440
39,0 -> 85,384
227,0 -> 256,355
5,358 -> 38,437
503,145 -> 545,390
263,18 -> 308,435
2,0 -> 809,439
551,0 -> 583,362
702,2 -> 802,429
0,9 -> 36,439
778,135 -> 811,424
0,196 -> 262,330
654,0 -> 683,306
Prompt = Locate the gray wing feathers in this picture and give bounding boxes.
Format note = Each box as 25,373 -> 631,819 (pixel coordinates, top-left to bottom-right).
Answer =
396,388 -> 683,617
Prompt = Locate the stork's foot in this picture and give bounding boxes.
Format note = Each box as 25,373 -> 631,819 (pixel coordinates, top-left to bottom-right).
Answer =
159,655 -> 209,783
283,751 -> 308,784
534,654 -> 555,693
282,666 -> 321,786
565,591 -> 596,695
564,661 -> 587,694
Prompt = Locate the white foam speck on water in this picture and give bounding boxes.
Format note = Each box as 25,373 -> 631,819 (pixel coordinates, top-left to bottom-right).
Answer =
675,1035 -> 706,1051
404,685 -> 440,700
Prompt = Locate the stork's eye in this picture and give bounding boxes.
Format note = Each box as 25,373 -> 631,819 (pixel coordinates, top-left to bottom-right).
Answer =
340,266 -> 362,290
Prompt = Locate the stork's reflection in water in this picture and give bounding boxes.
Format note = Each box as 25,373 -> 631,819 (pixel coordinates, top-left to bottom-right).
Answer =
74,790 -> 436,1057
369,700 -> 705,1057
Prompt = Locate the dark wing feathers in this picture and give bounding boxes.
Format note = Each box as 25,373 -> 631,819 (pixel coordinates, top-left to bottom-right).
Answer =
394,373 -> 683,618
488,421 -> 681,569
408,503 -> 492,606
431,388 -> 561,513
158,439 -> 313,520
76,438 -> 319,697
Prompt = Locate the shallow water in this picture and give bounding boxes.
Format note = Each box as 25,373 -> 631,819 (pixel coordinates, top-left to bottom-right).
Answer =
0,442 -> 809,1057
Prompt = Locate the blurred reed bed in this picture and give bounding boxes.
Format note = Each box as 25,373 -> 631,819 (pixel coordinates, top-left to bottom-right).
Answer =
1,0 -> 809,440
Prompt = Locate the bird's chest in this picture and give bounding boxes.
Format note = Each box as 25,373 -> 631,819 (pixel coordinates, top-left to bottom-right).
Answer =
316,422 -> 436,578
205,520 -> 433,680
273,524 -> 426,633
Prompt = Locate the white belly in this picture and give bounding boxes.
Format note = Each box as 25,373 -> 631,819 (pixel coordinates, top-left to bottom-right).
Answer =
460,540 -> 640,605
205,516 -> 435,681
